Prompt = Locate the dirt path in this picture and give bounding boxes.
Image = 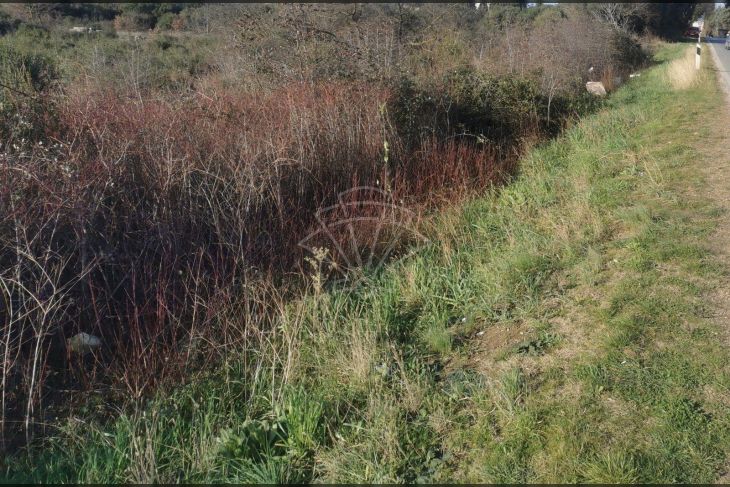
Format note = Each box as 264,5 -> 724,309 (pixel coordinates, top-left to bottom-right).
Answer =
703,45 -> 730,484
703,46 -> 730,352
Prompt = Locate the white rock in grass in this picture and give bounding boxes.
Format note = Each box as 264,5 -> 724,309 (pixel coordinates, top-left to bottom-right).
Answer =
67,332 -> 102,354
586,81 -> 607,97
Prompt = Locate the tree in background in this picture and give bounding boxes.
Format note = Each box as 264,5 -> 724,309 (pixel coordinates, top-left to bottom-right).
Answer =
589,3 -> 651,34
645,3 -> 700,38
691,2 -> 716,22
587,3 -> 697,39
113,3 -> 183,31
706,6 -> 730,36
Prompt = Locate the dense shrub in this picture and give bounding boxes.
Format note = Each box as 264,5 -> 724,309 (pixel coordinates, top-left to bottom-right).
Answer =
0,78 -> 516,445
389,67 -> 593,152
0,44 -> 57,143
467,5 -> 650,106
0,11 -> 20,35
155,12 -> 177,31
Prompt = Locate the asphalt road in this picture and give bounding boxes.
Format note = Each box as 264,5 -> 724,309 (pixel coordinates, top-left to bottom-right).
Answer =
706,37 -> 730,92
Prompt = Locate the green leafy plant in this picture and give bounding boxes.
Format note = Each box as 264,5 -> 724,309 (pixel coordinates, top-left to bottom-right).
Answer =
514,331 -> 561,356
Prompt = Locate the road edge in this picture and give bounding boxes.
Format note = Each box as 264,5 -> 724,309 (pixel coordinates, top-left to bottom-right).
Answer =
708,40 -> 730,100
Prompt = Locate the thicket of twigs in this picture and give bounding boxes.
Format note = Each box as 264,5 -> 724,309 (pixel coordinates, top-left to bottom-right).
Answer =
0,3 -> 650,448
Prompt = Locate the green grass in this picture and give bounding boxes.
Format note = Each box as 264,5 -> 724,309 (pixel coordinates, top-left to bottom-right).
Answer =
6,43 -> 730,483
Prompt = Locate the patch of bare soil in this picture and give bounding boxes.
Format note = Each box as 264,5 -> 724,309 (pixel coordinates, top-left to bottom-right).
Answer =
465,286 -> 611,382
472,321 -> 529,358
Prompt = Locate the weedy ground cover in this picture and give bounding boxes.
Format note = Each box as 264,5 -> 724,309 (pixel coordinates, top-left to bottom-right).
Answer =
6,44 -> 730,483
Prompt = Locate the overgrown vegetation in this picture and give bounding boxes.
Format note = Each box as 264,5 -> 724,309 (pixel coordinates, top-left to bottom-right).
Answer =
6,42 -> 730,483
4,2 -> 727,483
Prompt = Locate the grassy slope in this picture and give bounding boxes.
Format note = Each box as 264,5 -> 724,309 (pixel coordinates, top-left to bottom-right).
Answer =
6,44 -> 730,483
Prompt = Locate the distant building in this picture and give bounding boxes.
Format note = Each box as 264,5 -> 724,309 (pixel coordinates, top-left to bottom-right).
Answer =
69,26 -> 99,34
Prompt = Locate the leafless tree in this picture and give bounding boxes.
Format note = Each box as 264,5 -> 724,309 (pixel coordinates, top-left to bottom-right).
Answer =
589,3 -> 651,34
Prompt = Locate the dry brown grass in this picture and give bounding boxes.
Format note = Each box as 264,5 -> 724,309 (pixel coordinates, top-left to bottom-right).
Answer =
667,46 -> 702,90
